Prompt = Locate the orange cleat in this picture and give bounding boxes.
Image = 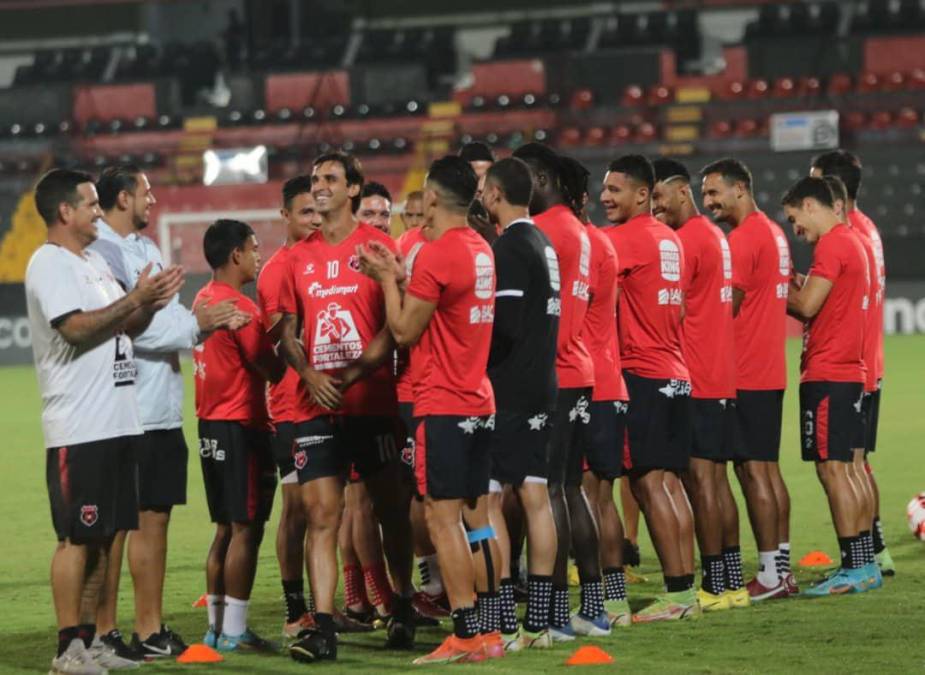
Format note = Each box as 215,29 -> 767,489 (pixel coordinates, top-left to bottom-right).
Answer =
412,634 -> 483,665
476,632 -> 505,660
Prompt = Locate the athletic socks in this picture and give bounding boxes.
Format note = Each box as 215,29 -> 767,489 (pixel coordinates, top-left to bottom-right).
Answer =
872,517 -> 886,554
476,592 -> 501,634
524,574 -> 552,632
859,530 -> 875,565
499,578 -> 519,634
77,624 -> 94,649
839,536 -> 866,569
363,562 -> 394,615
722,546 -> 745,590
418,554 -> 444,597
701,555 -> 726,595
207,594 -> 225,631
343,563 -> 367,610
578,577 -> 605,618
282,579 -> 308,623
664,575 -> 688,593
684,574 -> 696,589
549,585 -> 570,629
314,612 -> 336,637
602,566 -> 627,601
223,596 -> 249,636
757,550 -> 779,587
451,606 -> 479,639
57,627 -> 80,657
776,542 -> 791,577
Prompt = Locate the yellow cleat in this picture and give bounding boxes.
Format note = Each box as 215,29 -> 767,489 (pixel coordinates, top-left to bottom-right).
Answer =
697,589 -> 732,612
568,563 -> 580,587
625,567 -> 649,584
723,587 -> 751,609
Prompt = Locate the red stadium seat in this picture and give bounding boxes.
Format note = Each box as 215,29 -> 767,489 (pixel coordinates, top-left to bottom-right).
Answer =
734,118 -> 759,138
857,72 -> 881,93
635,121 -> 657,142
646,85 -> 672,106
883,71 -> 906,92
570,87 -> 595,110
827,73 -> 853,96
723,80 -> 745,100
621,85 -> 644,107
869,111 -> 893,130
842,111 -> 867,132
896,107 -> 920,128
747,78 -> 770,99
585,126 -> 606,145
558,126 -> 582,146
708,119 -> 733,139
610,124 -> 632,143
908,68 -> 925,90
797,76 -> 821,96
772,77 -> 796,98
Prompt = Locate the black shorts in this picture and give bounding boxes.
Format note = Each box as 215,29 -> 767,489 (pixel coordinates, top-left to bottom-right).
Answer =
623,371 -> 691,473
293,415 -> 402,484
199,420 -> 276,524
398,402 -> 417,471
547,388 -> 592,488
46,436 -> 139,543
136,428 -> 188,510
864,386 -> 881,455
581,400 -> 628,480
414,415 -> 493,500
733,389 -> 784,462
800,381 -> 864,463
272,421 -> 297,479
690,398 -> 735,462
489,409 -> 552,487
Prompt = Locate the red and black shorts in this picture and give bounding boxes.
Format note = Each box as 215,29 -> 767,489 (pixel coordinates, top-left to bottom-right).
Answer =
198,420 -> 276,524
292,415 -> 403,485
272,421 -> 297,480
800,381 -> 864,463
414,415 -> 493,500
733,389 -> 784,463
46,435 -> 139,543
136,428 -> 188,510
489,409 -> 553,488
853,385 -> 882,455
547,388 -> 593,488
581,400 -> 628,481
623,371 -> 691,473
690,398 -> 736,462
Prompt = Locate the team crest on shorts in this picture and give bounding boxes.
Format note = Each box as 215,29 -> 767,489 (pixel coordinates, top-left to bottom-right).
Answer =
401,440 -> 414,468
80,505 -> 99,527
293,449 -> 307,470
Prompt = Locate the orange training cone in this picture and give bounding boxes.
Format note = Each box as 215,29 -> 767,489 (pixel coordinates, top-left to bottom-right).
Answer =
566,645 -> 614,666
799,551 -> 834,567
176,643 -> 224,664
192,593 -> 207,608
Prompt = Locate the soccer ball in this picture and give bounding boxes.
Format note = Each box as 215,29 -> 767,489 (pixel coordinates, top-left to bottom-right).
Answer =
906,493 -> 925,541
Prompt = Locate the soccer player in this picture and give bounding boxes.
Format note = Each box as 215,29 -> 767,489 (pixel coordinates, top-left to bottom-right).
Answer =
651,158 -> 746,611
195,219 -> 285,651
782,176 -> 878,594
460,141 -> 498,243
512,143 -> 605,639
255,175 -> 321,638
357,155 -> 497,664
359,181 -> 393,235
279,153 -> 415,662
560,156 -> 633,627
400,190 -> 426,235
810,150 -> 894,575
701,158 -> 795,600
601,154 -> 698,622
26,169 -> 183,674
479,156 -> 560,649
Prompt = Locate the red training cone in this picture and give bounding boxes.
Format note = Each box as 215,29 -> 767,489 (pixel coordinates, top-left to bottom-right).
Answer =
566,645 -> 615,666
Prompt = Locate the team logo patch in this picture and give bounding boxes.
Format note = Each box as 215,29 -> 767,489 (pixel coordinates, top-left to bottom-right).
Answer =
293,449 -> 307,470
348,255 -> 361,272
80,505 -> 99,527
401,439 -> 415,468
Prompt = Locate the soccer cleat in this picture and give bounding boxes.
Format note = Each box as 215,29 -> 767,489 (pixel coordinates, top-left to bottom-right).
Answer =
697,588 -> 732,612
745,577 -> 788,602
344,604 -> 375,625
411,634 -> 483,665
216,628 -> 278,653
876,549 -> 896,576
548,623 -> 577,642
501,628 -> 522,652
632,591 -> 700,623
412,591 -> 449,620
802,569 -> 857,597
783,573 -> 800,597
283,612 -> 317,639
605,598 -> 632,627
842,566 -> 874,593
131,626 -> 188,659
385,615 -> 416,650
570,611 -> 612,637
203,626 -> 218,648
289,629 -> 337,663
568,563 -> 580,587
865,562 -> 884,590
97,630 -> 143,662
477,632 -> 505,660
333,608 -> 374,633
50,639 -> 105,675
516,628 -> 552,650
88,640 -> 140,670
723,587 -> 751,609
624,567 -> 649,584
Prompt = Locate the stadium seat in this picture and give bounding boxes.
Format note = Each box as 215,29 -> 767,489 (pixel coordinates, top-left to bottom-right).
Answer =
635,121 -> 657,142
610,124 -> 632,143
797,76 -> 822,96
570,88 -> 595,110
772,77 -> 797,98
558,127 -> 582,146
622,85 -> 644,107
909,68 -> 925,90
585,126 -> 607,146
827,73 -> 853,96
747,79 -> 770,99
722,80 -> 746,101
842,111 -> 868,132
647,85 -> 672,106
708,119 -> 733,139
857,72 -> 881,94
869,110 -> 894,130
734,118 -> 760,138
882,71 -> 906,91
895,107 -> 920,128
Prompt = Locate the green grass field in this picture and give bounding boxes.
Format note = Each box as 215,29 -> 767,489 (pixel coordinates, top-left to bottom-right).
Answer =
1,337 -> 923,673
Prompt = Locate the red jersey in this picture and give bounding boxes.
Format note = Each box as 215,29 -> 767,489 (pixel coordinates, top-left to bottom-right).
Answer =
848,209 -> 885,387
677,215 -> 736,399
582,224 -> 627,401
801,223 -> 869,383
728,210 -> 790,391
279,223 -> 397,421
605,214 -> 688,381
395,227 -> 428,403
193,280 -> 276,428
533,205 -> 595,389
406,226 -> 495,416
256,245 -> 300,422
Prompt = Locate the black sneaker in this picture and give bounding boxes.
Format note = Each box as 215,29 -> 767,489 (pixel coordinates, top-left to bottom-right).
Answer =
289,629 -> 337,663
623,539 -> 641,568
385,597 -> 416,649
131,624 -> 188,658
99,629 -> 144,662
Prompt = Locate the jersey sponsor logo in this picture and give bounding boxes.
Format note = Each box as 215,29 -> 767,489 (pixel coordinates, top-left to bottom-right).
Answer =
659,239 -> 681,281
578,232 -> 591,277
720,285 -> 733,303
802,409 -> 814,449
312,303 -> 363,370
775,281 -> 788,299
113,334 -> 137,387
720,237 -> 733,280
547,297 -> 561,316
474,252 -> 494,300
568,395 -> 591,424
657,288 -> 683,305
775,234 -> 791,277
193,350 -> 206,380
469,304 -> 494,324
572,279 -> 589,301
545,246 -> 561,291
527,412 -> 549,431
80,504 -> 98,527
199,438 -> 224,461
306,282 -> 359,299
658,380 -> 692,399
405,242 -> 425,279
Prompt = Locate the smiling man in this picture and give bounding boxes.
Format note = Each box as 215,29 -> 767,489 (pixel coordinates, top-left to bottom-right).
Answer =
359,182 -> 394,235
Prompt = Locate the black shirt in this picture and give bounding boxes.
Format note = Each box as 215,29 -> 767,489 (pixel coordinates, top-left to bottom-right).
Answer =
488,219 -> 560,412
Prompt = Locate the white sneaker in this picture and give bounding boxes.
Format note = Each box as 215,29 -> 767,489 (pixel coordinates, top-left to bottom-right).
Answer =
88,639 -> 139,670
49,639 -> 106,675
